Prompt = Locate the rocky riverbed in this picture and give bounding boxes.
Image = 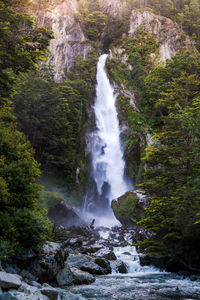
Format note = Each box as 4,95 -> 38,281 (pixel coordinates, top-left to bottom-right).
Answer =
0,224 -> 200,300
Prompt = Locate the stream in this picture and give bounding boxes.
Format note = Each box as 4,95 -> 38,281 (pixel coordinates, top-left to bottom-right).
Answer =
69,227 -> 200,300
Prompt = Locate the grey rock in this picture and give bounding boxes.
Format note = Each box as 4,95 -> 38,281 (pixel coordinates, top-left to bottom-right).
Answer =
95,248 -> 117,261
110,260 -> 127,274
29,281 -> 42,288
20,270 -> 37,281
56,264 -> 73,286
12,283 -> 49,299
79,261 -> 106,275
65,238 -> 82,248
71,267 -> 95,285
94,258 -> 111,274
3,265 -> 19,275
42,242 -> 62,255
21,241 -> 68,283
48,202 -> 86,228
0,272 -> 22,289
42,283 -> 52,288
67,253 -> 109,275
41,287 -> 59,300
67,253 -> 91,269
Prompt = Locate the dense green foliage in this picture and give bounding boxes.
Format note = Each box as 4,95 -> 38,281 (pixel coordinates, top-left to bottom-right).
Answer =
0,0 -> 52,258
77,0 -> 130,49
138,51 -> 200,272
13,51 -> 98,189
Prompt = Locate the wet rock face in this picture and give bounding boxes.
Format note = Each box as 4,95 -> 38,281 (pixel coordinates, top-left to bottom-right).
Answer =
29,0 -> 91,80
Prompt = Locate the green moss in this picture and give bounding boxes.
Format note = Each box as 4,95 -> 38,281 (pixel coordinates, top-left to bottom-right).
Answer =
112,192 -> 144,227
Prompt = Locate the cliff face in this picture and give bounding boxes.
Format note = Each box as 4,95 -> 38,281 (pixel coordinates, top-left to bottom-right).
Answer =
129,10 -> 193,62
98,0 -> 128,16
29,0 -> 91,80
30,0 -> 193,78
110,9 -> 194,65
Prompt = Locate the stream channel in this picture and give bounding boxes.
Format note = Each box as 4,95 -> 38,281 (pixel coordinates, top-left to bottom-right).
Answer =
68,227 -> 200,300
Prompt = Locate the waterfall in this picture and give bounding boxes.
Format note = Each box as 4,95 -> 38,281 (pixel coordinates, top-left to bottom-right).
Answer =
84,54 -> 132,226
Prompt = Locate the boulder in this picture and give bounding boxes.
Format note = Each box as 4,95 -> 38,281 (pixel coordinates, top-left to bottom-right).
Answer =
20,242 -> 68,283
56,264 -> 73,286
0,272 -> 22,289
71,268 -> 95,285
94,258 -> 111,274
110,260 -> 127,274
41,287 -> 59,300
95,248 -> 117,261
111,191 -> 144,227
67,253 -> 109,275
65,238 -> 83,248
79,261 -> 106,275
48,201 -> 85,228
80,243 -> 103,254
29,281 -> 42,289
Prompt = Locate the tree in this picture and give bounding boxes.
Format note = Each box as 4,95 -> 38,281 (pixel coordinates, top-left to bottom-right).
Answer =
0,0 -> 52,102
138,51 -> 200,272
0,122 -> 52,258
0,0 -> 53,258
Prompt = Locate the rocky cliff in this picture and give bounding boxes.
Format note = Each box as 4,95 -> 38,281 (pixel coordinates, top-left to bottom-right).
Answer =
29,0 -> 91,80
29,0 -> 193,79
110,9 -> 194,65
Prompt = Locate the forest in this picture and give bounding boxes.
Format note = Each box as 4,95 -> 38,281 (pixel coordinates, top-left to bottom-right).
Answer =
0,0 -> 200,276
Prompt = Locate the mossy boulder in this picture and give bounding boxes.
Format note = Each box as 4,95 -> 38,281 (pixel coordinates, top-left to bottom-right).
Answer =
111,191 -> 144,227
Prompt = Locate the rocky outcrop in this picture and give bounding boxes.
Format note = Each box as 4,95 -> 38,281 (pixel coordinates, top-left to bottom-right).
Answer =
109,9 -> 194,68
18,241 -> 68,283
48,201 -> 86,228
129,10 -> 194,62
28,0 -> 193,81
29,0 -> 91,80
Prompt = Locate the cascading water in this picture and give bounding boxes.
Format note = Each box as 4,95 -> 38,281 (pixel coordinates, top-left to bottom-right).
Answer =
84,54 -> 132,226
71,56 -> 200,300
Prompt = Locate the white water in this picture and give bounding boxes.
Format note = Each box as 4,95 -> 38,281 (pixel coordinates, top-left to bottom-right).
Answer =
93,54 -> 129,200
113,245 -> 162,275
84,54 -> 132,226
